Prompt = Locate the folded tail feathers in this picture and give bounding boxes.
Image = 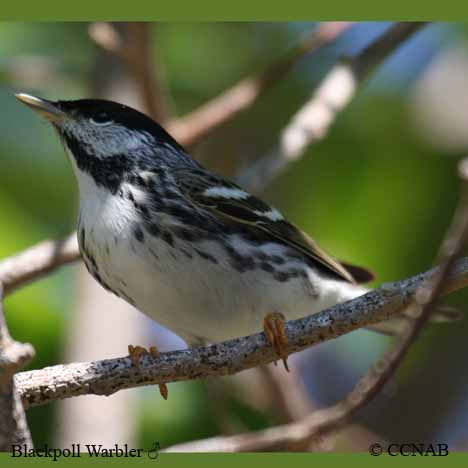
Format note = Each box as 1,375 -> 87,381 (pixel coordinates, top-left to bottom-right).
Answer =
339,261 -> 375,284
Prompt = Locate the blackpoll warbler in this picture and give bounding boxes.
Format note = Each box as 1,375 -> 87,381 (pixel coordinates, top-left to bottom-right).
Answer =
16,93 -> 376,398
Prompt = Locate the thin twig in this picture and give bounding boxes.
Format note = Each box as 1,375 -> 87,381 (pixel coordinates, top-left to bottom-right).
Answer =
258,364 -> 314,424
14,256 -> 468,408
239,22 -> 428,193
257,365 -> 323,451
0,234 -> 78,296
126,23 -> 169,122
89,22 -> 169,122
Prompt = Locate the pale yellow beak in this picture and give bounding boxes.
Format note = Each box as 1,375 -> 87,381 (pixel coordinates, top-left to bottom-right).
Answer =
15,93 -> 67,122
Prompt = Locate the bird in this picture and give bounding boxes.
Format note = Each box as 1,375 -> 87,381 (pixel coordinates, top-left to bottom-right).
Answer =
16,92 -> 376,399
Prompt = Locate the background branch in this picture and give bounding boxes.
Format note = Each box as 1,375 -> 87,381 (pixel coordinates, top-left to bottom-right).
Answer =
167,22 -> 352,146
0,287 -> 35,450
89,22 -> 169,122
0,234 -> 78,296
238,22 -> 428,192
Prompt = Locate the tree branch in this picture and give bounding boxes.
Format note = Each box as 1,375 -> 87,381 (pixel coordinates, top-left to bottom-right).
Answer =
0,234 -> 78,296
14,256 -> 468,409
238,22 -> 428,192
0,287 -> 35,450
89,22 -> 170,122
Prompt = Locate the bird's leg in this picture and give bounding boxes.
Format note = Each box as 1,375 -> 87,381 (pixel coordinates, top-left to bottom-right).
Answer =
263,312 -> 289,371
128,344 -> 148,366
127,344 -> 168,400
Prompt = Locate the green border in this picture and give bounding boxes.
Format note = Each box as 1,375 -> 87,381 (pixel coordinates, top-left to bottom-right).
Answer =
1,453 -> 467,467
1,0 -> 468,20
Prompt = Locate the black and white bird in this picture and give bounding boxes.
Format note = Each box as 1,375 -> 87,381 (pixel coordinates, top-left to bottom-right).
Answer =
16,93 -> 375,390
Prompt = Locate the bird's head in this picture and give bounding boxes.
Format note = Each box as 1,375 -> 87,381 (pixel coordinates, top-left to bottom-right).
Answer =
15,93 -> 187,193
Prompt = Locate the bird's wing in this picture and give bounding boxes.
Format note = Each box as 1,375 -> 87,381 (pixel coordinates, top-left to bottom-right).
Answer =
173,168 -> 359,284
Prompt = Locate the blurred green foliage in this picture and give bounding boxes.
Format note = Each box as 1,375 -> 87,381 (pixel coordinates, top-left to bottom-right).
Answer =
1,22 -> 467,448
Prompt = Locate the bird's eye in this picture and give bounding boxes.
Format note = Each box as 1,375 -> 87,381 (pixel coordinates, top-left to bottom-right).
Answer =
89,113 -> 112,126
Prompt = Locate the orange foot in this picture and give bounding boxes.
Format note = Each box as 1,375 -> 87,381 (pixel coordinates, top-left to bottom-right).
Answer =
128,344 -> 169,400
263,312 -> 289,372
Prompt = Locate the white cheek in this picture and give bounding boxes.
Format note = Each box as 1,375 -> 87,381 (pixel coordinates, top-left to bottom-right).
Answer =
64,123 -> 155,158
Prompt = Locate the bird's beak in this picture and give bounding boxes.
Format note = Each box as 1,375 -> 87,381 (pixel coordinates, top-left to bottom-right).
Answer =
15,93 -> 67,123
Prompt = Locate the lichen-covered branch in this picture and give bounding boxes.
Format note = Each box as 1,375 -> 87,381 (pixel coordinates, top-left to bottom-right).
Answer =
14,256 -> 468,408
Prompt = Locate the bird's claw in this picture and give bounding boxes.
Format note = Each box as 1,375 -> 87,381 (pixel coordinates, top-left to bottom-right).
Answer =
263,312 -> 289,371
127,344 -> 168,399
